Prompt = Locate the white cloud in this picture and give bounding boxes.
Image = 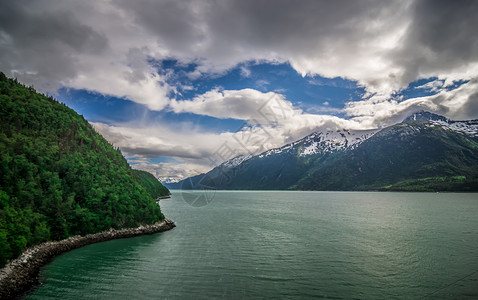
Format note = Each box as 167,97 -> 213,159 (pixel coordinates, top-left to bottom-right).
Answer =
415,80 -> 444,93
91,121 -> 223,160
131,160 -> 210,183
240,66 -> 251,78
170,88 -> 297,124
345,79 -> 478,127
170,88 -> 362,130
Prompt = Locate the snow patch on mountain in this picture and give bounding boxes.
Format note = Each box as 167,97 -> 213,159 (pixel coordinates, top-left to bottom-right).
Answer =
405,111 -> 478,137
222,154 -> 253,168
297,129 -> 378,157
257,128 -> 379,158
431,120 -> 478,137
258,140 -> 299,158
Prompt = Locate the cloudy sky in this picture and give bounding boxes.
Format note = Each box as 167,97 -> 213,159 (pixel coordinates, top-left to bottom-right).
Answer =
1,0 -> 478,182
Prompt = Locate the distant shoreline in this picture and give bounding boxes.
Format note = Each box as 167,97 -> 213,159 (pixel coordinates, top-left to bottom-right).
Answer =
169,189 -> 478,193
0,219 -> 175,299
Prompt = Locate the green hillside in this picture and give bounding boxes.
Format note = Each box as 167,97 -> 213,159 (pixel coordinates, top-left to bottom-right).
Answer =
133,169 -> 170,199
0,73 -> 167,266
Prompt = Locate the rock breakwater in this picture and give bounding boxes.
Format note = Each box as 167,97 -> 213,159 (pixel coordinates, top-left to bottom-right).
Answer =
0,219 -> 175,299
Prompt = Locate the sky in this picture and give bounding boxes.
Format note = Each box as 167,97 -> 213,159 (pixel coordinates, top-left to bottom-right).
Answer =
1,0 -> 478,182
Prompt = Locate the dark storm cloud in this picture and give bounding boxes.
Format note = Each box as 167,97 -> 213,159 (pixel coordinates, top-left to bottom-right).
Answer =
116,0 -> 404,65
460,92 -> 478,120
456,80 -> 478,120
0,1 -> 108,91
393,0 -> 478,84
2,0 -> 477,99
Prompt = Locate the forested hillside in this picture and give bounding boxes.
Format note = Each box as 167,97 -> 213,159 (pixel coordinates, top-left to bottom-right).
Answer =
0,73 -> 169,266
133,169 -> 170,199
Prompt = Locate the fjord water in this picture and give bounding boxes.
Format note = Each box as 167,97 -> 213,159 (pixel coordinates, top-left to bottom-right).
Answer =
25,191 -> 478,299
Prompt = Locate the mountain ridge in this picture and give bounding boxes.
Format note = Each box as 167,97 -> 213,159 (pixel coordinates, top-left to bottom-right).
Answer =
168,111 -> 478,191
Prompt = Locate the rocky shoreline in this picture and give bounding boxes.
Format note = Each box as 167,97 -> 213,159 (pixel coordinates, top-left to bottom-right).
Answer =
0,219 -> 175,299
156,195 -> 171,201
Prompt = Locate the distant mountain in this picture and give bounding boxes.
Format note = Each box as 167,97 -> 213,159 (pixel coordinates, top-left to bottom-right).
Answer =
403,111 -> 449,122
169,111 -> 478,192
404,111 -> 478,137
0,73 -> 169,266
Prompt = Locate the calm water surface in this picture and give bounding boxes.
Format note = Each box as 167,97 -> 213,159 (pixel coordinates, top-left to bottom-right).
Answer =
25,191 -> 478,299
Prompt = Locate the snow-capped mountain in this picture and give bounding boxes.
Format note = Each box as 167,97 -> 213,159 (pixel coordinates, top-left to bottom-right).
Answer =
405,111 -> 478,137
258,128 -> 378,158
168,112 -> 478,191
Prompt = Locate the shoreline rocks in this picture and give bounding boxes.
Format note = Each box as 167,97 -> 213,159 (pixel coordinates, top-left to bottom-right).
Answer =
156,194 -> 172,202
0,219 -> 175,299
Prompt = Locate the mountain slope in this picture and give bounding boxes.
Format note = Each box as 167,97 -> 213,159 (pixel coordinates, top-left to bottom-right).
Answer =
404,111 -> 478,138
170,112 -> 478,192
168,127 -> 379,190
296,120 -> 478,190
0,73 -> 168,266
133,169 -> 170,199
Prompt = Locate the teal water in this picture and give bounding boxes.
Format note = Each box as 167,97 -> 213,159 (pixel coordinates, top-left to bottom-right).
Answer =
25,191 -> 478,299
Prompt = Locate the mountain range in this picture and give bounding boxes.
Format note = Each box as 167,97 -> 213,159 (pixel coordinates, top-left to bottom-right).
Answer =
168,111 -> 478,191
